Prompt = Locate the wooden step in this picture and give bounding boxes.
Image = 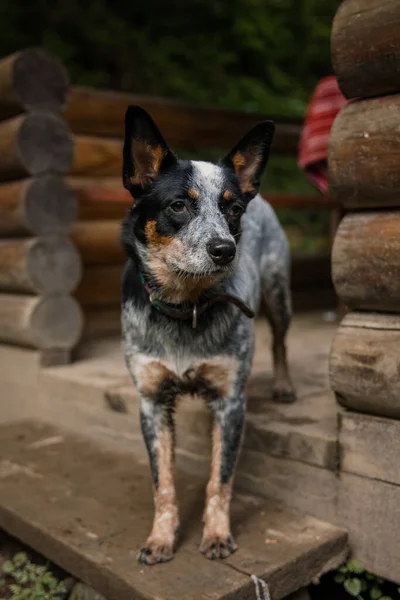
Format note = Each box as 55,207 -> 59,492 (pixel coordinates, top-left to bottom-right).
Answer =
0,421 -> 347,600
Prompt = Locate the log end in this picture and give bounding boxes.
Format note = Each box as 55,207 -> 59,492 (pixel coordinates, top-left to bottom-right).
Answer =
24,175 -> 78,236
32,294 -> 84,350
13,48 -> 69,113
27,237 -> 82,294
19,112 -> 74,175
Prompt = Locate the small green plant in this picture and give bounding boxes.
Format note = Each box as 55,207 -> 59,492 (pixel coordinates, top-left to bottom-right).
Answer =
334,559 -> 396,600
0,551 -> 67,600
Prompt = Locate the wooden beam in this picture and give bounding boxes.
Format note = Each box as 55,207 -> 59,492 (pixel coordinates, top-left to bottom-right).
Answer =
0,176 -> 77,236
66,177 -> 334,222
332,0 -> 400,99
83,307 -> 121,339
0,48 -> 69,120
64,87 -> 301,154
0,237 -> 82,294
332,212 -> 400,311
330,311 -> 400,419
0,293 -> 83,350
329,96 -> 400,208
71,221 -> 124,266
75,265 -> 121,307
0,113 -> 73,181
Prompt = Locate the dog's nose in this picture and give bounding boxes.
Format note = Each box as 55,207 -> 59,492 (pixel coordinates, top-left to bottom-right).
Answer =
207,238 -> 236,265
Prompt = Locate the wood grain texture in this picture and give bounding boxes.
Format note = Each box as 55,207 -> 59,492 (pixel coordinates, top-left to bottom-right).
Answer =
0,237 -> 82,294
0,113 -> 73,181
71,220 -> 124,266
328,96 -> 400,208
0,420 -> 348,600
0,48 -> 69,120
75,265 -> 121,307
65,86 -> 301,154
339,411 -> 400,486
0,176 -> 78,236
332,212 -> 400,311
332,0 -> 400,99
83,308 -> 121,339
330,312 -> 400,418
338,473 -> 400,584
0,293 -> 83,349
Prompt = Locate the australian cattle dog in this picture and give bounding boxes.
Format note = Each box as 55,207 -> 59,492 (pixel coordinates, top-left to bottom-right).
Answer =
121,106 -> 295,565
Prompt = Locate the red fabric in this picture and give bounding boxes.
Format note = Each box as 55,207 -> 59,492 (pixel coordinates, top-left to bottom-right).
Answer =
298,75 -> 348,195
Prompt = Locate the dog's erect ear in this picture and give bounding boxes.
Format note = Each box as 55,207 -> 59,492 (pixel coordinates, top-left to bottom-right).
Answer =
123,106 -> 177,196
220,121 -> 275,199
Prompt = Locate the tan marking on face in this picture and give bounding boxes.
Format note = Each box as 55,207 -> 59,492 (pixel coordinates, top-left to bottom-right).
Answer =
145,220 -> 218,302
130,141 -> 165,187
147,239 -> 224,303
202,425 -> 233,539
223,190 -> 232,201
145,220 -> 173,247
187,188 -> 199,200
194,356 -> 239,398
147,427 -> 179,550
232,149 -> 260,194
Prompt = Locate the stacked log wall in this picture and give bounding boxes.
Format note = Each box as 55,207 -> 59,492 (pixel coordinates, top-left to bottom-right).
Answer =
0,49 -> 83,365
329,0 -> 400,582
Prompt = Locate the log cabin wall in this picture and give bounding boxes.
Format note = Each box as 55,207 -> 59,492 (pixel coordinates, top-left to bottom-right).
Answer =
0,46 -> 337,359
329,0 -> 400,581
0,48 -> 83,366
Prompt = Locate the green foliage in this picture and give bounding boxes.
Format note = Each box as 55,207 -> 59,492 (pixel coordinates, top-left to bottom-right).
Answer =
0,0 -> 337,117
1,552 -> 67,600
334,560 -> 399,600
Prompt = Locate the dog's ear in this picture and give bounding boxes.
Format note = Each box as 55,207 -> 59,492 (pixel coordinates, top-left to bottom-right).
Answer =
123,106 -> 177,197
220,121 -> 275,199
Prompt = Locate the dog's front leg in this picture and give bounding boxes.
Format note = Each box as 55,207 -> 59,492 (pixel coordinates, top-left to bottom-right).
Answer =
137,391 -> 179,565
200,393 -> 245,559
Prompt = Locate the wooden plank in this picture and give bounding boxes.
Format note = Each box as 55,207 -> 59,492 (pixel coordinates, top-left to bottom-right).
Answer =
71,221 -> 124,266
83,308 -> 121,340
0,113 -> 73,181
0,420 -> 348,600
64,86 -> 301,154
0,48 -> 69,120
0,293 -> 83,350
0,237 -> 81,294
0,176 -> 78,236
332,212 -> 400,311
338,473 -> 400,584
330,312 -> 400,418
332,0 -> 400,99
329,96 -> 400,208
75,266 -> 121,308
339,411 -> 400,486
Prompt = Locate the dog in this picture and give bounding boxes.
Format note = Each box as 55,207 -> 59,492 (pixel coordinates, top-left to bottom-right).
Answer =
121,106 -> 295,566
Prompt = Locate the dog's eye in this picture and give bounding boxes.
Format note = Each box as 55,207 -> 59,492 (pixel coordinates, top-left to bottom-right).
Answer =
228,204 -> 244,218
170,201 -> 187,213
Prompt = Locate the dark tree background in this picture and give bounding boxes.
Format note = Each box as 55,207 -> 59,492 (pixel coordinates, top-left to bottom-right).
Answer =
0,0 -> 338,117
0,0 -> 339,251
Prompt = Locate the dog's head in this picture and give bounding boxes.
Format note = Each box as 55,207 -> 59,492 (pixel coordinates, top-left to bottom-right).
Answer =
122,106 -> 275,303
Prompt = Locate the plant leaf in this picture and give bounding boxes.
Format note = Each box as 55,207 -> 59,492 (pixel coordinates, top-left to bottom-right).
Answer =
13,552 -> 28,568
2,560 -> 15,575
347,560 -> 365,574
370,586 -> 383,599
335,573 -> 346,584
380,597 -> 393,600
345,578 -> 362,597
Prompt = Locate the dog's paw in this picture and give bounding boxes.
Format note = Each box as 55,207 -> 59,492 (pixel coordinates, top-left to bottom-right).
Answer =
200,533 -> 238,560
137,541 -> 175,565
272,389 -> 297,404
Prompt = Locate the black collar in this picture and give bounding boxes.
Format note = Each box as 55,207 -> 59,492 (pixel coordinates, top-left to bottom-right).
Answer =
139,272 -> 255,328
